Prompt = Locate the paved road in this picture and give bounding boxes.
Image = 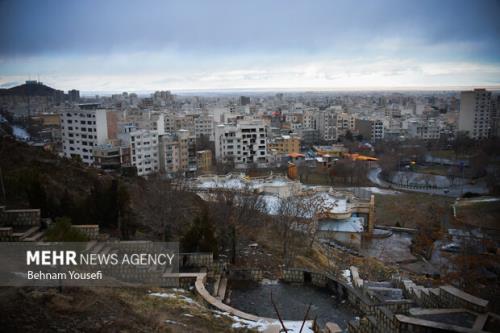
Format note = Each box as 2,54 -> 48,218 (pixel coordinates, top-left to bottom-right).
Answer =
367,167 -> 489,197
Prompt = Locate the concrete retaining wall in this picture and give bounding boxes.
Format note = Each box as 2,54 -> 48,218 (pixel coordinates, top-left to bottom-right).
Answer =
439,285 -> 489,313
72,224 -> 99,240
0,207 -> 40,228
229,269 -> 263,281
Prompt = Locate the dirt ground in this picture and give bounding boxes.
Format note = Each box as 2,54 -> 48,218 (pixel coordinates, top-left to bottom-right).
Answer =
0,287 -> 246,333
374,192 -> 454,228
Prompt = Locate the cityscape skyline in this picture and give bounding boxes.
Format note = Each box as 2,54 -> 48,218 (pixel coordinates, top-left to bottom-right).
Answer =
1,0 -> 500,92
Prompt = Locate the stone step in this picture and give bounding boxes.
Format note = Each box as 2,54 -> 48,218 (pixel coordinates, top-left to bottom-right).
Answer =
14,226 -> 40,240
24,231 -> 45,241
91,242 -> 106,254
365,281 -> 393,288
84,240 -> 97,252
472,313 -> 488,330
100,246 -> 112,256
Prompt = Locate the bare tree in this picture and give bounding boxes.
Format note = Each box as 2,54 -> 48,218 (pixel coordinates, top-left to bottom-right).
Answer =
208,185 -> 265,263
134,174 -> 194,240
274,193 -> 323,266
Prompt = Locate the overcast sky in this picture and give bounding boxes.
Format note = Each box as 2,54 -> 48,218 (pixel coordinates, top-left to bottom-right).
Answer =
1,0 -> 499,92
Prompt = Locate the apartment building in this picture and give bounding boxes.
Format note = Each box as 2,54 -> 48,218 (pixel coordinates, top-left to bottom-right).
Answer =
268,134 -> 301,154
316,110 -> 337,141
158,130 -> 197,175
196,150 -> 213,171
214,119 -> 268,167
336,112 -> 356,131
302,109 -> 318,129
407,120 -> 440,140
129,129 -> 160,176
458,89 -> 492,139
193,113 -> 214,139
355,119 -> 385,141
60,106 -> 108,165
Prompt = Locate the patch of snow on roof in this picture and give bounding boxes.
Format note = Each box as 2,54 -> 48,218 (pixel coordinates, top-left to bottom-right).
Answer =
319,217 -> 364,233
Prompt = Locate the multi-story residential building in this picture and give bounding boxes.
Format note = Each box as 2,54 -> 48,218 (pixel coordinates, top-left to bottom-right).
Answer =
196,150 -> 213,171
336,112 -> 356,131
268,134 -> 301,154
164,113 -> 177,132
458,89 -> 491,139
67,89 -> 80,103
158,130 -> 197,175
300,128 -> 320,145
355,119 -> 385,141
491,95 -> 500,137
214,119 -> 268,167
93,143 -> 130,169
302,109 -> 318,129
316,110 -> 337,141
407,120 -> 440,140
60,105 -> 108,165
159,133 -> 181,174
193,113 -> 214,139
371,119 -> 385,141
177,129 -> 197,172
129,129 -> 160,176
175,115 -> 195,134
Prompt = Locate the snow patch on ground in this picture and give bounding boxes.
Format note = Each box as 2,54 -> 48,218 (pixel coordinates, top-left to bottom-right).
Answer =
342,269 -> 352,286
212,310 -> 314,333
149,292 -> 201,306
365,187 -> 400,195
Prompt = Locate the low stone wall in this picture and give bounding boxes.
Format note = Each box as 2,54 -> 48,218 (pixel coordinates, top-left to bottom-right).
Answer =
72,224 -> 99,240
439,285 -> 489,313
0,208 -> 40,228
311,272 -> 328,287
179,252 -> 213,268
282,269 -> 304,283
229,269 -> 263,281
395,314 -> 480,333
0,227 -> 13,241
374,306 -> 399,333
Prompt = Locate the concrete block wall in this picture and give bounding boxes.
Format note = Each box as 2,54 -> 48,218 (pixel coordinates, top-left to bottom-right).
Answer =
0,209 -> 41,227
180,253 -> 213,268
229,269 -> 263,281
282,269 -> 304,283
0,227 -> 13,241
311,272 -> 328,287
439,285 -> 488,313
72,224 -> 99,240
374,306 -> 399,333
382,300 -> 414,315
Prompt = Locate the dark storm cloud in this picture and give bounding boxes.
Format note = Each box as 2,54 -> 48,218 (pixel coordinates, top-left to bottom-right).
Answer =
0,0 -> 499,59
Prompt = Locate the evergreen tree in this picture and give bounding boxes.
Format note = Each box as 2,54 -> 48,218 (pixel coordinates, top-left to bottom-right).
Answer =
45,217 -> 89,242
181,210 -> 218,256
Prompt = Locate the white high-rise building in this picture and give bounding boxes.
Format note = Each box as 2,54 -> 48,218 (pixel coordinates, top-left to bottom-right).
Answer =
458,89 -> 492,139
129,130 -> 160,176
60,107 -> 108,165
214,119 -> 268,167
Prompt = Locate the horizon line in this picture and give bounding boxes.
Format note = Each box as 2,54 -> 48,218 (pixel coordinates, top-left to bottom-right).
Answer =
77,85 -> 500,96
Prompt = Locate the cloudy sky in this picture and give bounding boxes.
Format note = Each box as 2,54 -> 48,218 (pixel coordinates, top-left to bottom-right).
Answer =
0,0 -> 499,93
